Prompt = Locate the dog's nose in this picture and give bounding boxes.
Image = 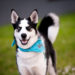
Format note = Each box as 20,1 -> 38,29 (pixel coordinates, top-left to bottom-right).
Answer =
21,33 -> 27,39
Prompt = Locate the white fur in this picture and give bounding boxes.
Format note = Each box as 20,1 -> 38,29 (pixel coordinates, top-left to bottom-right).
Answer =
17,48 -> 46,75
48,26 -> 59,43
14,19 -> 38,49
48,57 -> 56,75
48,13 -> 59,43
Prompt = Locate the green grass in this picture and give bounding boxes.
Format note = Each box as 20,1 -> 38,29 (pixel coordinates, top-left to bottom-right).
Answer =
0,13 -> 75,75
54,13 -> 75,74
0,25 -> 19,75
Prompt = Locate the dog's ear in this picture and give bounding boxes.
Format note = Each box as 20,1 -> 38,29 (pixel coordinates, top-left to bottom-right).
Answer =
30,9 -> 38,24
11,9 -> 19,24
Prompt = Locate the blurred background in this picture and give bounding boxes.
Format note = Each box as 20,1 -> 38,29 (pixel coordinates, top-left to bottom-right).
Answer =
0,0 -> 75,75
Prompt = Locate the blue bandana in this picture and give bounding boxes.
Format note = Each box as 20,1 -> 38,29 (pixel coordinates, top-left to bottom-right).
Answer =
11,38 -> 45,53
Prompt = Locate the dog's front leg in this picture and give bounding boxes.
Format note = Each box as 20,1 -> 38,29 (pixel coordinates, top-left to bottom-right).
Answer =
16,57 -> 32,75
18,65 -> 32,75
32,67 -> 46,75
48,57 -> 57,75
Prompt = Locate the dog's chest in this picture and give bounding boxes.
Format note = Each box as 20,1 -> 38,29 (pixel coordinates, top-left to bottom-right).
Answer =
16,48 -> 46,67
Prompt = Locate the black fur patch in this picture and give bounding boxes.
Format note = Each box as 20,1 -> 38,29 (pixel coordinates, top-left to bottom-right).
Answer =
27,17 -> 37,33
38,16 -> 56,72
44,37 -> 56,72
38,16 -> 54,37
12,17 -> 23,29
12,17 -> 37,34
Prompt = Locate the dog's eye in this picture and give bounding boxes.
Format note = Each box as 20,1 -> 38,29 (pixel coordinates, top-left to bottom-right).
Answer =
26,26 -> 32,31
17,27 -> 22,32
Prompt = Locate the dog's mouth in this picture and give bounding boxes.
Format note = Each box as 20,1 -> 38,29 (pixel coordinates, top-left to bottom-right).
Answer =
20,37 -> 30,45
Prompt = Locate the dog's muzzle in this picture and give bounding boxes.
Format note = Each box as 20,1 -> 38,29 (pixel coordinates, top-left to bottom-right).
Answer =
20,34 -> 30,45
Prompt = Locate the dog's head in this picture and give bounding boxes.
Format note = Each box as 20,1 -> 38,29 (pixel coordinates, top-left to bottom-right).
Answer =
11,9 -> 38,49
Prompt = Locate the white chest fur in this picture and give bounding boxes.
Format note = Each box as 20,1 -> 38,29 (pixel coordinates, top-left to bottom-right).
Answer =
16,48 -> 46,75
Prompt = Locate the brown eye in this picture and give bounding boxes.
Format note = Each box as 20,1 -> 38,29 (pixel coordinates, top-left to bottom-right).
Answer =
26,26 -> 32,31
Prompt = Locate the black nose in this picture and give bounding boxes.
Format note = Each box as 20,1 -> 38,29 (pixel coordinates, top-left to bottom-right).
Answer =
21,33 -> 27,39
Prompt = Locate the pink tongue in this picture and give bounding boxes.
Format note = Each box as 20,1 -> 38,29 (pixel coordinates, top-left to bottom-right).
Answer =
22,40 -> 27,44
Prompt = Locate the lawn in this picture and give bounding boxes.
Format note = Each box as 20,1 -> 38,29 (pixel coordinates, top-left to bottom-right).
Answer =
0,13 -> 75,75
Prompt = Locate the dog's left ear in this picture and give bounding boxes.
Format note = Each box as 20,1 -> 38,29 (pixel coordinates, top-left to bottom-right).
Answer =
30,9 -> 38,24
11,9 -> 19,24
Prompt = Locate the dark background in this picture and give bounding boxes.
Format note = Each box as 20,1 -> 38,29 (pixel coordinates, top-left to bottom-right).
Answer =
0,0 -> 75,25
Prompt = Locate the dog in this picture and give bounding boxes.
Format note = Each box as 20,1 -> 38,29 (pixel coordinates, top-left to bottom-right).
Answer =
11,9 -> 59,75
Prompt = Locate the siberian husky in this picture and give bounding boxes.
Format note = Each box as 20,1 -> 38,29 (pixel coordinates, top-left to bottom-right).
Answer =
11,9 -> 59,75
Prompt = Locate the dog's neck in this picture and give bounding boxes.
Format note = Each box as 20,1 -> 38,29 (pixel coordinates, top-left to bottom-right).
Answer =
12,38 -> 45,53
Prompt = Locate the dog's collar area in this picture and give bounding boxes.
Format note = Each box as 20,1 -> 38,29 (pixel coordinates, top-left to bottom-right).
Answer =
11,38 -> 45,53
11,40 -> 16,47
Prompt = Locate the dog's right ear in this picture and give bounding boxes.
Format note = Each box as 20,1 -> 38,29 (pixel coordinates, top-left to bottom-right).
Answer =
11,9 -> 19,24
29,9 -> 38,24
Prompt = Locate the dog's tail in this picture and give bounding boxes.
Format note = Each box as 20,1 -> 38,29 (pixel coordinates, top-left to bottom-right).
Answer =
38,13 -> 59,43
38,13 -> 59,75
